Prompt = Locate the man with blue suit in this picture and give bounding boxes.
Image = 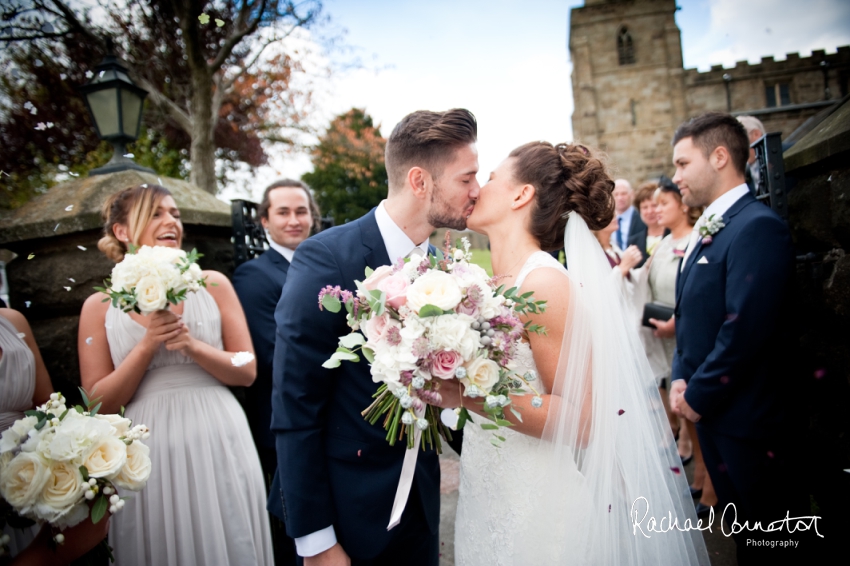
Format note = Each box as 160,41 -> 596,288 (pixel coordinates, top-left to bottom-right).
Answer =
268,109 -> 479,566
233,179 -> 321,566
666,113 -> 813,564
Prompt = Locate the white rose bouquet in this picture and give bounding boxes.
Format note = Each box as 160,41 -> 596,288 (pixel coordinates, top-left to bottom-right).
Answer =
0,391 -> 151,557
96,245 -> 207,315
319,234 -> 547,451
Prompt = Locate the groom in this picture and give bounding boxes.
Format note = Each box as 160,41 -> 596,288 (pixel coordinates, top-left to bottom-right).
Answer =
268,108 -> 479,565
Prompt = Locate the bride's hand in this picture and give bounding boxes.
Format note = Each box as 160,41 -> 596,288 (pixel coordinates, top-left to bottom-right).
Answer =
139,310 -> 184,352
433,378 -> 464,408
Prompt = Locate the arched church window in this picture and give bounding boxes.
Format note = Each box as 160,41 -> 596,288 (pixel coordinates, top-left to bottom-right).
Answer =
618,27 -> 635,65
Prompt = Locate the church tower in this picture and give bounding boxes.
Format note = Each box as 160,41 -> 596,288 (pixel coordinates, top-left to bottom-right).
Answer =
569,0 -> 687,183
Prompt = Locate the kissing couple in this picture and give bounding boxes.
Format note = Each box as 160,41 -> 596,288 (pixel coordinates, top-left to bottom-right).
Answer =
268,108 -> 709,565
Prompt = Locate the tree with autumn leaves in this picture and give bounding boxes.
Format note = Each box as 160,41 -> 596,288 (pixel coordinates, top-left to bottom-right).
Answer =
303,108 -> 388,226
0,0 -> 323,201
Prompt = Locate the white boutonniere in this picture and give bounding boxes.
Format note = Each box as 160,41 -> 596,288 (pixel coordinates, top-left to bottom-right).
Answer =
698,214 -> 725,245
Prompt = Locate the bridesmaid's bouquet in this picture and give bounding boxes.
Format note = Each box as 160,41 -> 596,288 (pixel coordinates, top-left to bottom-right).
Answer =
0,391 -> 151,550
96,245 -> 206,314
319,234 -> 546,450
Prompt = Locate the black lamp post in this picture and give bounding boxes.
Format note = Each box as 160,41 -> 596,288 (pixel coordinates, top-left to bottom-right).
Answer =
79,51 -> 155,176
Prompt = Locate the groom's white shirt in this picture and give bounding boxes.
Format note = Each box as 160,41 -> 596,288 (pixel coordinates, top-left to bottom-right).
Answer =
294,200 -> 428,557
681,183 -> 749,271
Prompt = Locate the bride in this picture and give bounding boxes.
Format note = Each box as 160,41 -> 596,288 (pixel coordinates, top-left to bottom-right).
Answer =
455,142 -> 709,565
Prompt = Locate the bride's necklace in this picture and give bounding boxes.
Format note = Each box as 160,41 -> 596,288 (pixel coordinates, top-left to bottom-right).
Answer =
498,250 -> 536,279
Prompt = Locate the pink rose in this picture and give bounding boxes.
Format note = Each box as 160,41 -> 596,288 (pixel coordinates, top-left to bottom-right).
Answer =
378,273 -> 410,309
431,350 -> 462,380
362,265 -> 394,291
363,313 -> 390,344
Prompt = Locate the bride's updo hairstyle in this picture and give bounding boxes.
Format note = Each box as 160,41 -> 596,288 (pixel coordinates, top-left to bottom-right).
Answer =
98,184 -> 172,263
509,141 -> 615,251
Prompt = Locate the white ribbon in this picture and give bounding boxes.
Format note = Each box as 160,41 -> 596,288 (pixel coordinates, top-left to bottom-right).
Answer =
386,405 -> 425,530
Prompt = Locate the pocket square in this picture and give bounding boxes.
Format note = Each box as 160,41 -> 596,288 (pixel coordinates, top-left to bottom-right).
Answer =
697,256 -> 709,264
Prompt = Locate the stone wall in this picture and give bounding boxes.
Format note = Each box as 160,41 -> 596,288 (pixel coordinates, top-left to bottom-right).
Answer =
569,0 -> 850,186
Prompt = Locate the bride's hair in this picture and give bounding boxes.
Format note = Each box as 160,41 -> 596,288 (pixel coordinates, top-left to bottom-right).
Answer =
98,184 -> 172,263
509,141 -> 615,251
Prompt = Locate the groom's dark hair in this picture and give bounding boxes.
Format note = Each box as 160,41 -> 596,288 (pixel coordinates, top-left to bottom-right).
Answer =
672,112 -> 749,176
385,109 -> 477,192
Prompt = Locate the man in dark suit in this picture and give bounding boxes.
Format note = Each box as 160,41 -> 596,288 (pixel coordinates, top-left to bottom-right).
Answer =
665,112 -> 813,564
233,179 -> 321,566
612,178 -> 647,252
268,109 -> 478,566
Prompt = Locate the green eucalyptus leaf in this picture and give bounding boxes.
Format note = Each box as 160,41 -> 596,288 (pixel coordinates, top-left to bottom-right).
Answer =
339,333 -> 366,349
418,305 -> 444,318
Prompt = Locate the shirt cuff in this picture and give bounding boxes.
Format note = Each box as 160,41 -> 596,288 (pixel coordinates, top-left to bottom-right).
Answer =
294,526 -> 337,557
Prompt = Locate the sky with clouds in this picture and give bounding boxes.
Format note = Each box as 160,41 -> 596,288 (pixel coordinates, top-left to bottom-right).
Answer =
222,0 -> 850,201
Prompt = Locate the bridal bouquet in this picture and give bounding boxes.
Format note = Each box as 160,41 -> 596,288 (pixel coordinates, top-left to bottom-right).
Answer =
96,245 -> 206,314
319,234 -> 546,450
0,391 -> 151,548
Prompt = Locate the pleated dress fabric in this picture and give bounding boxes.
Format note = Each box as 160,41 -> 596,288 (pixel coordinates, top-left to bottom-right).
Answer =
0,315 -> 40,557
106,290 -> 272,566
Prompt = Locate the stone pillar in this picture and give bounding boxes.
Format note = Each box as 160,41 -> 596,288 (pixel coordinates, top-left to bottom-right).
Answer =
0,171 -> 233,389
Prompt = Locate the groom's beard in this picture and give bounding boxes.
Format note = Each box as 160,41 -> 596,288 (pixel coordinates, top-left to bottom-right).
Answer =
427,182 -> 472,231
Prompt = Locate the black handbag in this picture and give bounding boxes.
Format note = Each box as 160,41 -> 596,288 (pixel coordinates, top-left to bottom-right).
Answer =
642,302 -> 674,328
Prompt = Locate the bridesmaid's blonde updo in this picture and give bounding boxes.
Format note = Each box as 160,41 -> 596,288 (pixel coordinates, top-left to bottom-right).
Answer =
509,141 -> 615,251
98,184 -> 172,263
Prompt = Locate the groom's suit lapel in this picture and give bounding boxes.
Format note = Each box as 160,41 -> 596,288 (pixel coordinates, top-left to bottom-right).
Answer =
359,209 -> 392,269
675,192 -> 756,311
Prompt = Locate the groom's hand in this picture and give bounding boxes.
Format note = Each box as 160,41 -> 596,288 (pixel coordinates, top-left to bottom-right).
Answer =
305,543 -> 350,566
668,379 -> 687,417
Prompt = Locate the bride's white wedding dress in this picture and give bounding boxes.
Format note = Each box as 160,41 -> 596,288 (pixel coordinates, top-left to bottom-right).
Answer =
455,214 -> 709,565
455,253 -> 591,564
105,289 -> 272,566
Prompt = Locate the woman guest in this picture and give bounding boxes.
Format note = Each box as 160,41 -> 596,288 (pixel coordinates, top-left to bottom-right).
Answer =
78,184 -> 272,566
628,181 -> 669,266
642,177 -> 717,518
592,215 -> 643,282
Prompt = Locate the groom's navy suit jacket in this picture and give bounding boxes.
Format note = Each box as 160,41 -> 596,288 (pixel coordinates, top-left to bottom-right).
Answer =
267,209 -> 440,559
672,192 -> 795,439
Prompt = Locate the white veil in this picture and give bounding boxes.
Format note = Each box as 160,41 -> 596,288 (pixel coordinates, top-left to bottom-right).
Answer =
513,212 -> 710,565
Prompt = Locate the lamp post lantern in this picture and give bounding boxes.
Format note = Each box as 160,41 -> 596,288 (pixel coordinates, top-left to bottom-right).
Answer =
79,51 -> 155,176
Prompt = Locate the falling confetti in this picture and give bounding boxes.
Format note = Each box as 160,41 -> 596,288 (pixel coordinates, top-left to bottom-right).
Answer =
814,369 -> 826,379
123,153 -> 134,158
158,177 -> 164,185
198,13 -> 211,24
141,183 -> 148,188
85,70 -> 94,79
35,122 -> 54,131
54,223 -> 60,232
23,101 -> 37,115
608,504 -> 611,513
63,286 -> 71,291
68,278 -> 76,283
767,451 -> 774,459
69,172 -> 79,177
27,253 -> 35,260
60,73 -> 67,80
99,70 -> 105,78
65,205 -> 74,211
617,409 -> 625,415
85,337 -> 93,345
670,466 -> 681,475
77,245 -> 87,251
215,18 -> 225,27
24,301 -> 31,308
17,332 -> 26,339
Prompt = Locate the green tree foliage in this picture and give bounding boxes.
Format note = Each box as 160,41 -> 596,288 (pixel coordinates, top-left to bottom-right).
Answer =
303,108 -> 387,225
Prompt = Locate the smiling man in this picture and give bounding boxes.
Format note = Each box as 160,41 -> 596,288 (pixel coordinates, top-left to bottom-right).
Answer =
232,178 -> 321,566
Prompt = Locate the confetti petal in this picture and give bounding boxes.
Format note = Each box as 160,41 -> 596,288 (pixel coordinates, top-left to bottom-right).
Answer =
77,245 -> 87,251
69,172 -> 79,177
123,153 -> 134,158
68,278 -> 76,283
670,466 -> 681,475
617,409 -> 625,415
198,13 -> 210,24
85,337 -> 93,345
85,70 -> 94,79
54,223 -> 60,232
767,451 -> 774,458
17,332 -> 26,339
63,286 -> 71,291
24,301 -> 31,308
814,368 -> 826,379
65,205 -> 74,211
27,253 -> 35,260
215,18 -> 225,27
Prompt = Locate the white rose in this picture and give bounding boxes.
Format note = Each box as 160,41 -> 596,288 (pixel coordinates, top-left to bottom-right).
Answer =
452,261 -> 491,288
38,460 -> 84,516
135,274 -> 168,313
0,452 -> 50,509
113,441 -> 152,491
46,414 -> 113,463
406,270 -> 463,313
81,435 -> 127,479
479,292 -> 503,320
51,501 -> 90,530
94,414 -> 132,436
0,415 -> 38,453
428,314 -> 479,360
461,357 -> 501,395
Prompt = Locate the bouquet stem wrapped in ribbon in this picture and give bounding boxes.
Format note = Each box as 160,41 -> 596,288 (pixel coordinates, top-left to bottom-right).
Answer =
319,234 -> 546,529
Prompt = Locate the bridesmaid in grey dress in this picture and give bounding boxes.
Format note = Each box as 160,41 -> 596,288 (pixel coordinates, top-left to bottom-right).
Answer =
78,184 -> 272,566
0,308 -> 53,557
